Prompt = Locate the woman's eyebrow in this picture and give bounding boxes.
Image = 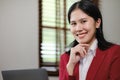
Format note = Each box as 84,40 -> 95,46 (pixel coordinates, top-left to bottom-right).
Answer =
70,18 -> 87,22
79,18 -> 87,20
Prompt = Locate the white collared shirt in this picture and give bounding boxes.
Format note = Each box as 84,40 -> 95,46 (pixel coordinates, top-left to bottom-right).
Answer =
79,39 -> 98,80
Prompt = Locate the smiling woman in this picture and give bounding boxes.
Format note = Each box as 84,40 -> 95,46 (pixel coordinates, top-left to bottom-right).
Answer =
39,0 -> 100,76
59,0 -> 120,80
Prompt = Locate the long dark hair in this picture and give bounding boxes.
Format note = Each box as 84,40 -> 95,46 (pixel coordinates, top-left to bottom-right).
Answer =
66,0 -> 113,53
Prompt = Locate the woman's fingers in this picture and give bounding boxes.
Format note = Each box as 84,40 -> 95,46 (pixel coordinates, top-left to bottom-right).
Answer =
78,44 -> 89,51
73,44 -> 89,57
70,43 -> 89,63
79,47 -> 87,57
68,43 -> 90,70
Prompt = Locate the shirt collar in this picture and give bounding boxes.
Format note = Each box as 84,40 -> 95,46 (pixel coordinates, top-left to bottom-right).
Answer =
88,39 -> 98,56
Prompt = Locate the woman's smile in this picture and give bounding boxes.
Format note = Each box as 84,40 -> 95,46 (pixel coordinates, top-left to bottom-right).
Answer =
76,31 -> 88,39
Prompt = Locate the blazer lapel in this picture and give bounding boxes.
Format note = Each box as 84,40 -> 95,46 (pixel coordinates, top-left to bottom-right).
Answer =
86,48 -> 107,80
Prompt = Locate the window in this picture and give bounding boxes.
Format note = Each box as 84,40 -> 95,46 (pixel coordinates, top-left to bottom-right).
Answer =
39,0 -> 99,76
39,0 -> 74,76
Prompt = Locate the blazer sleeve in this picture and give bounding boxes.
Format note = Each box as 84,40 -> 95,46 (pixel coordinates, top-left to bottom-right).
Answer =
59,53 -> 76,80
109,45 -> 120,80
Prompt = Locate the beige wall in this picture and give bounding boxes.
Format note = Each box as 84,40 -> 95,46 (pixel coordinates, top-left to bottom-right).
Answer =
0,0 -> 120,80
100,0 -> 120,44
0,0 -> 39,80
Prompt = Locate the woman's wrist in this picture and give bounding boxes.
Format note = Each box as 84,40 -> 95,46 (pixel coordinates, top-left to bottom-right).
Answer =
66,62 -> 75,76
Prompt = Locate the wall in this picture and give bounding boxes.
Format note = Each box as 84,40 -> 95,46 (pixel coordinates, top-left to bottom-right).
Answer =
0,0 -> 39,80
100,0 -> 120,44
0,0 -> 120,80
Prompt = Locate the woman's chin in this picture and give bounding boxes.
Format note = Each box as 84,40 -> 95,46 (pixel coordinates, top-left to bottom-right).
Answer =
76,39 -> 87,44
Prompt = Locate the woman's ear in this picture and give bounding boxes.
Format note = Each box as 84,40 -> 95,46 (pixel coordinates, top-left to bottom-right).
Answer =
96,18 -> 101,28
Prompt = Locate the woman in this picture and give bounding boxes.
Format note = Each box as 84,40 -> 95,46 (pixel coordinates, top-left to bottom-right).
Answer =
59,0 -> 120,80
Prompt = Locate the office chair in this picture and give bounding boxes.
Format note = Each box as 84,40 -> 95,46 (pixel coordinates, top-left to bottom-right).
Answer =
2,68 -> 49,80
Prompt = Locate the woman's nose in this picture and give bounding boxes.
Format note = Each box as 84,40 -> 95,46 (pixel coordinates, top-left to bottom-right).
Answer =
76,24 -> 83,31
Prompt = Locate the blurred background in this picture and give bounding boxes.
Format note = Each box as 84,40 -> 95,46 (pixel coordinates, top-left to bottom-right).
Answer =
0,0 -> 120,80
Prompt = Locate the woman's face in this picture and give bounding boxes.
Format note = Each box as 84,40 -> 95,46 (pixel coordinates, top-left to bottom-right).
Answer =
70,9 -> 100,45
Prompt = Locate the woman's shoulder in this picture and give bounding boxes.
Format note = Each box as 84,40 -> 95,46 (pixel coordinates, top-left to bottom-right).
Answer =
60,52 -> 70,63
110,44 -> 120,50
61,52 -> 69,57
98,44 -> 120,54
60,52 -> 70,59
107,44 -> 120,55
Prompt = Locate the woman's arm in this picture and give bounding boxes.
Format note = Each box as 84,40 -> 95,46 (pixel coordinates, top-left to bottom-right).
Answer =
59,53 -> 76,80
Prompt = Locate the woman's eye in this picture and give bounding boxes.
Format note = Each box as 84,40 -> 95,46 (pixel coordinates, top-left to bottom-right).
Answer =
81,20 -> 87,24
70,22 -> 76,26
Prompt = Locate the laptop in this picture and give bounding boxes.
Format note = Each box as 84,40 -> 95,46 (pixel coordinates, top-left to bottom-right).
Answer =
2,68 -> 49,80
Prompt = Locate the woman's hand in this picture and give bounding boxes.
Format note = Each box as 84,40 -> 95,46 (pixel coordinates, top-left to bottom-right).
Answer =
66,44 -> 89,75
